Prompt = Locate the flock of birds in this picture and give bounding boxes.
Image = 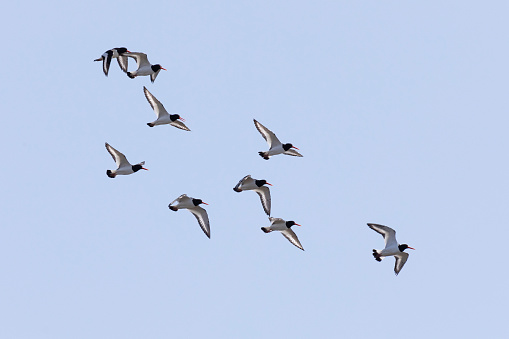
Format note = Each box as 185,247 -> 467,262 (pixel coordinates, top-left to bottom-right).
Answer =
95,47 -> 415,275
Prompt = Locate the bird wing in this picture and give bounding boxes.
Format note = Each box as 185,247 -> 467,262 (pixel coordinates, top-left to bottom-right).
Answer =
253,119 -> 281,149
283,149 -> 303,157
150,69 -> 161,83
117,55 -> 129,73
103,50 -> 113,76
143,86 -> 168,119
394,252 -> 409,275
233,175 -> 251,192
170,120 -> 191,131
126,52 -> 149,68
189,206 -> 211,238
105,142 -> 129,169
269,217 -> 284,225
281,229 -> 304,251
169,194 -> 188,207
254,186 -> 271,216
368,223 -> 398,249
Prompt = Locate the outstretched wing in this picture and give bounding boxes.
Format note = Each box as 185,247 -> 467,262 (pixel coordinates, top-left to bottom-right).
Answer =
253,119 -> 281,149
143,86 -> 168,119
103,50 -> 113,76
170,120 -> 191,131
233,175 -> 251,192
189,206 -> 211,238
283,149 -> 303,157
117,55 -> 129,73
394,252 -> 409,275
269,217 -> 284,225
254,186 -> 271,216
368,223 -> 397,249
168,194 -> 188,207
150,69 -> 161,83
281,229 -> 304,251
105,142 -> 129,169
125,52 -> 149,68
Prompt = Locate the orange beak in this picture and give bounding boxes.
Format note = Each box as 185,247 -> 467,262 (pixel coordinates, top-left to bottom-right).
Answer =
161,67 -> 167,71
295,223 -> 301,226
201,202 -> 209,205
142,167 -> 149,171
266,182 -> 273,186
293,146 -> 300,150
408,246 -> 415,250
179,117 -> 186,122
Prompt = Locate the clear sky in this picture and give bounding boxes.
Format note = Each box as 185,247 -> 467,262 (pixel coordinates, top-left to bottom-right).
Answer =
1,1 -> 508,338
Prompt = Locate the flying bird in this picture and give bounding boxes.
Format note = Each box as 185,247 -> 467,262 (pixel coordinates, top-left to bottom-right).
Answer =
169,194 -> 210,238
94,47 -> 130,76
105,142 -> 148,178
233,175 -> 272,215
261,217 -> 304,250
143,87 -> 190,130
253,119 -> 302,160
368,223 -> 415,275
125,52 -> 166,82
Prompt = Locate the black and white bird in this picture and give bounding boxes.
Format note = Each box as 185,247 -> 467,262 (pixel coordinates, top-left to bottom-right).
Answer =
261,217 -> 304,250
94,47 -> 130,76
125,52 -> 166,82
143,87 -> 190,130
169,194 -> 210,238
253,119 -> 303,160
233,175 -> 272,215
368,223 -> 415,275
105,142 -> 148,178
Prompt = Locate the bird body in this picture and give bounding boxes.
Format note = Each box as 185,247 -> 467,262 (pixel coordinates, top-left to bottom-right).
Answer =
125,52 -> 166,82
169,194 -> 210,238
261,217 -> 304,250
143,87 -> 190,130
253,119 -> 302,159
233,175 -> 272,215
105,143 -> 147,178
94,47 -> 130,76
368,223 -> 414,275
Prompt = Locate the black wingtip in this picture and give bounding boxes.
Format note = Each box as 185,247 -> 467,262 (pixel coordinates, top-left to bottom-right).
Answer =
169,205 -> 178,211
127,72 -> 135,79
147,123 -> 154,127
233,187 -> 242,192
106,170 -> 116,178
261,227 -> 270,233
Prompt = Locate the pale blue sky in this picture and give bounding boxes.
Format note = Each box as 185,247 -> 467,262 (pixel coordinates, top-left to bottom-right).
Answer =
1,1 -> 508,338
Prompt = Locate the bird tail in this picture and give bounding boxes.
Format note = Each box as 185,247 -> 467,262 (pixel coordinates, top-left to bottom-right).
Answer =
258,152 -> 270,160
106,170 -> 116,178
261,227 -> 271,233
127,72 -> 135,79
372,249 -> 382,262
147,122 -> 155,127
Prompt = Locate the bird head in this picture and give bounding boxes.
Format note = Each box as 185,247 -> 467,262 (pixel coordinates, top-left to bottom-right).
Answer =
255,179 -> 272,187
192,198 -> 208,206
286,221 -> 301,228
283,143 -> 299,151
132,164 -> 148,172
399,244 -> 415,252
